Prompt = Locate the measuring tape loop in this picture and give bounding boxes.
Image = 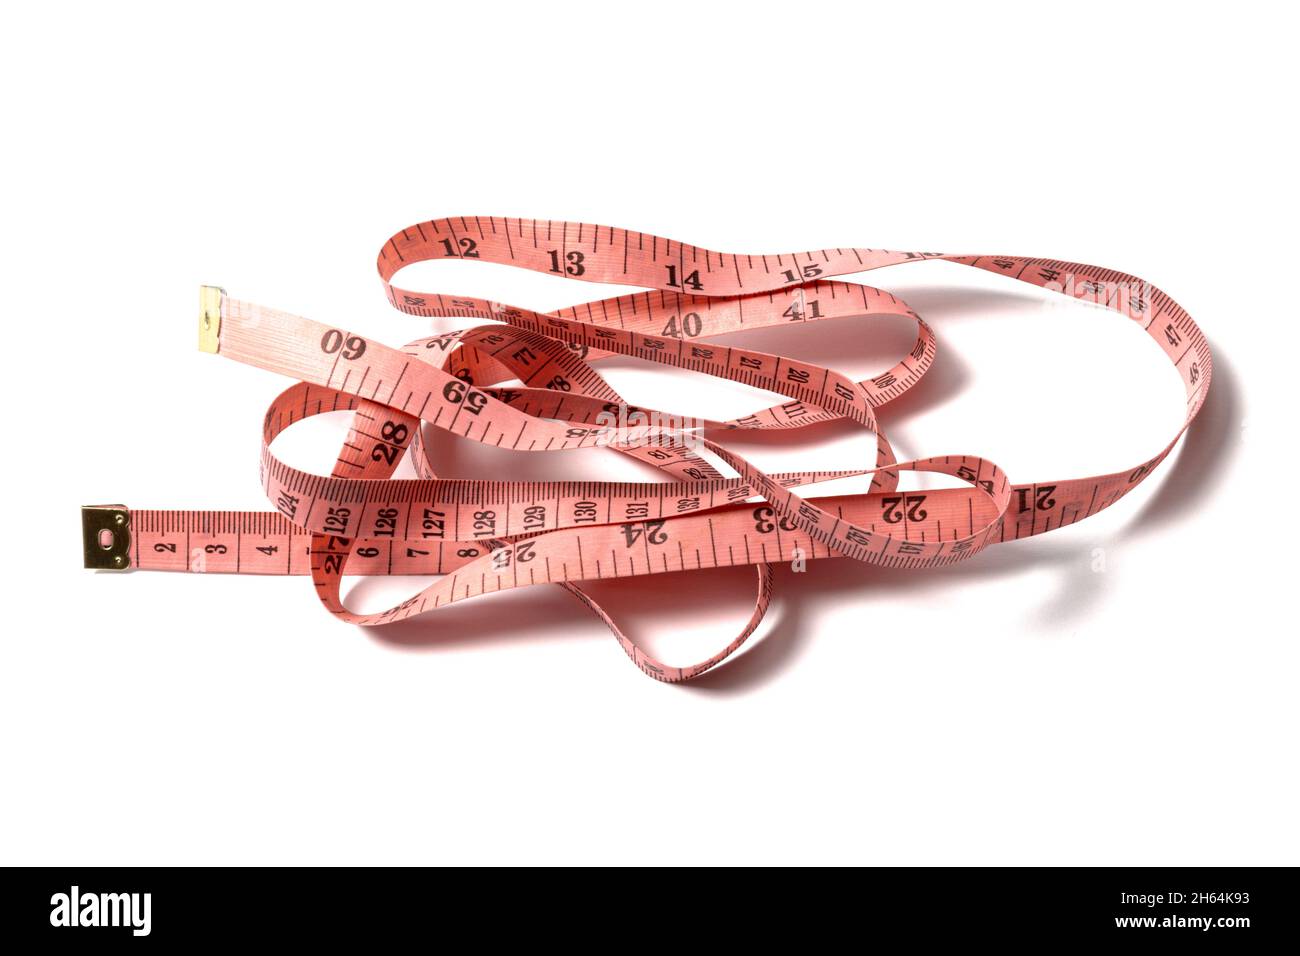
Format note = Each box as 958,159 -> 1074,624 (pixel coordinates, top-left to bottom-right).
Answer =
83,218 -> 1212,683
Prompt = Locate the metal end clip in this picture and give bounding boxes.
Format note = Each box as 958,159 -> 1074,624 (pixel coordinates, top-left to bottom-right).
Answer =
82,505 -> 131,570
199,285 -> 226,353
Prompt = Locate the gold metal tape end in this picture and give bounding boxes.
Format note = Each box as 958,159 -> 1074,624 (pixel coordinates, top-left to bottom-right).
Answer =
198,285 -> 226,353
82,505 -> 131,570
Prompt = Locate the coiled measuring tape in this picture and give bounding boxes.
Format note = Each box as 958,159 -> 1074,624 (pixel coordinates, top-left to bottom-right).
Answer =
82,218 -> 1211,682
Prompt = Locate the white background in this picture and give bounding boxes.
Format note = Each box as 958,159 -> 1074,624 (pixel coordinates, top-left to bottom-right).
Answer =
2,2 -> 1295,865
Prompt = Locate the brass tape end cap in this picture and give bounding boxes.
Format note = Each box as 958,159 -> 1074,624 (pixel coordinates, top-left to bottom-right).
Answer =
199,285 -> 226,353
82,505 -> 131,570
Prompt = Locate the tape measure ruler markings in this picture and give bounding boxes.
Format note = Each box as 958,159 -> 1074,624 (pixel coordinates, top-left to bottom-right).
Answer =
82,218 -> 1211,682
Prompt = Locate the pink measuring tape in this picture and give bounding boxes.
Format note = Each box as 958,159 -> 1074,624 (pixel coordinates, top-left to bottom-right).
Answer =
81,217 -> 1211,681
